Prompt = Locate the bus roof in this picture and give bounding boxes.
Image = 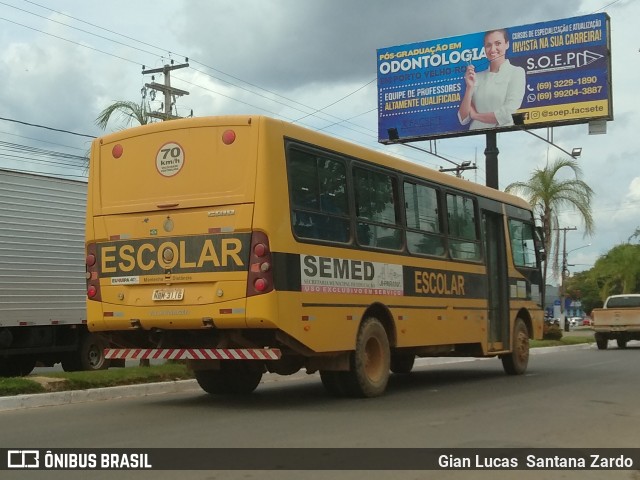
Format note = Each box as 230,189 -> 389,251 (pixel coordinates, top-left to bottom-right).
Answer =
94,115 -> 533,212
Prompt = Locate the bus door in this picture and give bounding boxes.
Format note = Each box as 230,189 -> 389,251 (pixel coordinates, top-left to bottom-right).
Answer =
482,210 -> 510,349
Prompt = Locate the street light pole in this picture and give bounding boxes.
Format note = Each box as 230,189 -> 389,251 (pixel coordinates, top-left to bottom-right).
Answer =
561,239 -> 592,331
558,227 -> 577,332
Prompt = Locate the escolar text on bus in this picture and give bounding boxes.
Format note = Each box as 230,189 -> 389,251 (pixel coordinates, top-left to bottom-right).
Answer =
97,233 -> 251,276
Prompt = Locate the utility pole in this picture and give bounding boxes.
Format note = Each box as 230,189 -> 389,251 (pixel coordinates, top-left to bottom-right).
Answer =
484,132 -> 499,189
439,161 -> 476,178
142,61 -> 190,121
556,226 -> 577,332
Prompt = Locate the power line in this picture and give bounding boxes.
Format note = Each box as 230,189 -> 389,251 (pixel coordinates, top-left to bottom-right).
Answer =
0,15 -> 141,66
21,0 -> 175,57
1,0 -> 453,170
292,78 -> 377,124
12,0 -> 379,137
0,141 -> 88,172
0,166 -> 87,180
0,140 -> 87,162
0,0 -> 160,58
0,129 -> 86,151
0,9 -> 377,141
0,116 -> 96,138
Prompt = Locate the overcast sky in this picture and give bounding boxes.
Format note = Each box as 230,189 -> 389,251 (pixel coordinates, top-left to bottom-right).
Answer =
0,0 -> 637,283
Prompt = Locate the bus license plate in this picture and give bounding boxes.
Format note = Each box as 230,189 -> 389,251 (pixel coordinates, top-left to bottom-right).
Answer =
152,289 -> 184,301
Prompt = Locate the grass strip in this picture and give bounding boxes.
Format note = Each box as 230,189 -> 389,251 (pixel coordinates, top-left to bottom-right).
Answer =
44,363 -> 194,390
0,378 -> 46,397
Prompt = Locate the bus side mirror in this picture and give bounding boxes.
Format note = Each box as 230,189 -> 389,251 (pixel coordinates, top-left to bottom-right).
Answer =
538,248 -> 546,262
535,226 -> 546,262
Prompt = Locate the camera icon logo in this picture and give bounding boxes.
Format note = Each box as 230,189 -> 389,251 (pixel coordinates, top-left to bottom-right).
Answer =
7,450 -> 40,469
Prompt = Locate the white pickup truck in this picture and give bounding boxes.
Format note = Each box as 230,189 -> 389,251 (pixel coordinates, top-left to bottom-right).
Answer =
591,294 -> 640,349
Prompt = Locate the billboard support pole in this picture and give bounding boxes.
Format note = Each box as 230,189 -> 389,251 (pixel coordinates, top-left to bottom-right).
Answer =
484,132 -> 499,189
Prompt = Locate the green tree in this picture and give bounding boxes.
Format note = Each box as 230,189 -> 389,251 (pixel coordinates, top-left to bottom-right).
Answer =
95,100 -> 151,130
590,244 -> 640,298
565,270 -> 601,314
505,158 -> 595,305
561,240 -> 640,313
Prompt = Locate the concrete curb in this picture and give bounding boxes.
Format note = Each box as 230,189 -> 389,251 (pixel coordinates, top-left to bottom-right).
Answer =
0,379 -> 200,412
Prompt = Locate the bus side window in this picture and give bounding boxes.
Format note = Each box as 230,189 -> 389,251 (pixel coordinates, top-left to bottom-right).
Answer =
404,181 -> 445,257
288,148 -> 351,243
446,193 -> 481,261
353,167 -> 402,250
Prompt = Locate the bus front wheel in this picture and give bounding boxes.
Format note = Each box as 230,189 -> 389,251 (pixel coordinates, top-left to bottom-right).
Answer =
501,318 -> 529,375
344,317 -> 390,397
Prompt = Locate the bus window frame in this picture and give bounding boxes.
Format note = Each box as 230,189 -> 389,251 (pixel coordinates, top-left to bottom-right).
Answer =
444,190 -> 483,263
285,142 -> 353,246
284,138 -> 514,267
351,161 -> 404,253
402,178 -> 447,259
508,217 -> 541,270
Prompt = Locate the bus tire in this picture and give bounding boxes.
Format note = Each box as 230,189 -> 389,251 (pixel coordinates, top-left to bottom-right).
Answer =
390,353 -> 415,374
344,317 -> 390,397
62,333 -> 108,372
320,370 -> 346,396
501,318 -> 529,375
595,333 -> 608,350
195,361 -> 262,395
616,338 -> 628,349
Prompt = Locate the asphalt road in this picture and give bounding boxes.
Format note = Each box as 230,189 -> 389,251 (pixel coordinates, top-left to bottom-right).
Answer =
2,341 -> 638,480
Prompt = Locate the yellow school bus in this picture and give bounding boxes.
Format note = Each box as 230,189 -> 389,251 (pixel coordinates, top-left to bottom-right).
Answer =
85,115 -> 544,397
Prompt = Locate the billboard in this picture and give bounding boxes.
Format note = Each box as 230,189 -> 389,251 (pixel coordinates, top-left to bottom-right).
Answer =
377,13 -> 612,143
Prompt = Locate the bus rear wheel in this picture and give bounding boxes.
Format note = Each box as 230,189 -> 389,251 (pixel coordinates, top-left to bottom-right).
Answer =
390,353 -> 415,374
320,370 -> 348,396
195,361 -> 263,395
501,318 -> 529,375
343,317 -> 390,397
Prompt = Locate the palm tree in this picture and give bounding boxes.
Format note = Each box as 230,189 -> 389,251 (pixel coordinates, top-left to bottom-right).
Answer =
505,158 -> 595,306
95,100 -> 151,130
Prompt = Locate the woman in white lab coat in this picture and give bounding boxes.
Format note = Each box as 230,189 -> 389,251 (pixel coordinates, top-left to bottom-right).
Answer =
458,29 -> 526,130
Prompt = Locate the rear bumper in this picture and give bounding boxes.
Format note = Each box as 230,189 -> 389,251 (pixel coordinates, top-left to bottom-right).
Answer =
105,347 -> 281,361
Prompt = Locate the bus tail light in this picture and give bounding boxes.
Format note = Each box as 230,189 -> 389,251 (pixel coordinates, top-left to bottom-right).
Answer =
86,242 -> 102,301
247,231 -> 274,297
222,129 -> 236,145
112,144 -> 124,158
